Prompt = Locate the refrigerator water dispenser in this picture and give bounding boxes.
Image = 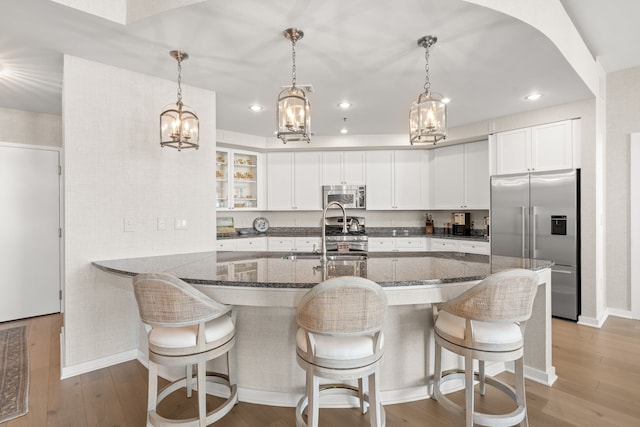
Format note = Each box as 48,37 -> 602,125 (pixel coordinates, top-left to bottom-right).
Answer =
551,215 -> 567,235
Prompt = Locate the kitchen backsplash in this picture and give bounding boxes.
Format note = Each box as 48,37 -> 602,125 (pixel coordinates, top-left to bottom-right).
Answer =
226,210 -> 489,230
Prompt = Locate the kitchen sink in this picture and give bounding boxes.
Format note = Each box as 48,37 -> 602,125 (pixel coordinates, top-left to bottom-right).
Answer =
281,253 -> 368,261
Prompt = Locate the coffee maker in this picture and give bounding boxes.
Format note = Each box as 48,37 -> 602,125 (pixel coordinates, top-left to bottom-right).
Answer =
452,212 -> 471,236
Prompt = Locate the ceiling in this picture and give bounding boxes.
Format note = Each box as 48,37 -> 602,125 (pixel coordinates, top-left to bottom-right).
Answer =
0,0 -> 638,138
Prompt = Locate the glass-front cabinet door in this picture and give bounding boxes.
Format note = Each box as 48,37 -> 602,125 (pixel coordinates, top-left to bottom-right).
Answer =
232,151 -> 258,209
216,148 -> 262,210
216,151 -> 230,208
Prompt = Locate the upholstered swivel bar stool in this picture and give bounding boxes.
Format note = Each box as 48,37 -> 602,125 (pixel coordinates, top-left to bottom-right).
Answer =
432,269 -> 539,427
295,276 -> 388,427
133,273 -> 238,427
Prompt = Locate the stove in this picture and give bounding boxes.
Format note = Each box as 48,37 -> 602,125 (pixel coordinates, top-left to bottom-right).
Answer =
324,216 -> 368,252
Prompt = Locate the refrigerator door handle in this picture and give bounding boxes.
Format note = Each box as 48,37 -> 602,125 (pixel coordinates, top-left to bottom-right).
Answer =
521,206 -> 526,258
531,206 -> 537,258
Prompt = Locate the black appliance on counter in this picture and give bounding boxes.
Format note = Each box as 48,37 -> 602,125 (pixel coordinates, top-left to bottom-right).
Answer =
452,212 -> 471,236
324,216 -> 368,252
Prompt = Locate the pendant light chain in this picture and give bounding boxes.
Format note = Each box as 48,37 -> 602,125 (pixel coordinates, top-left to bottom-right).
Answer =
176,54 -> 183,106
424,41 -> 431,95
291,38 -> 297,88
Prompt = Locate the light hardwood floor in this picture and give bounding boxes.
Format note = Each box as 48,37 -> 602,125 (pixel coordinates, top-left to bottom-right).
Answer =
1,313 -> 640,426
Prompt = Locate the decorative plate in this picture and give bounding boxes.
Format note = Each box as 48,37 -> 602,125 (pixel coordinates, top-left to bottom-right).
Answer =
253,217 -> 270,233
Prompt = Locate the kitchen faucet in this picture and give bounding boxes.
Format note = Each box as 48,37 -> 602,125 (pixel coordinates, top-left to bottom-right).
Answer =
320,201 -> 347,263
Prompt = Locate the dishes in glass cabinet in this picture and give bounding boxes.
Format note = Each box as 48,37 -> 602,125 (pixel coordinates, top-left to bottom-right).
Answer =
253,217 -> 269,233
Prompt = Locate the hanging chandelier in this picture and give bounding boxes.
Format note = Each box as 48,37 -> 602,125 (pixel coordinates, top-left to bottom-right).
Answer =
409,35 -> 447,145
160,50 -> 199,150
276,28 -> 310,144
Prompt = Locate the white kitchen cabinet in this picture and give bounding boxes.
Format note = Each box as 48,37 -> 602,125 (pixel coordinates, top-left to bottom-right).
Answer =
236,237 -> 267,251
431,238 -> 490,255
321,151 -> 366,185
266,151 -> 322,210
216,148 -> 263,210
459,241 -> 490,255
267,236 -> 321,252
430,238 -> 459,252
368,236 -> 428,252
365,150 -> 429,210
368,237 -> 396,252
267,236 -> 296,252
433,140 -> 489,209
216,237 -> 267,251
294,236 -> 322,252
215,239 -> 238,251
493,119 -> 578,175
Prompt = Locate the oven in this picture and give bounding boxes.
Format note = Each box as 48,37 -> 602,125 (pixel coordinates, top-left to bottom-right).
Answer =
324,216 -> 368,252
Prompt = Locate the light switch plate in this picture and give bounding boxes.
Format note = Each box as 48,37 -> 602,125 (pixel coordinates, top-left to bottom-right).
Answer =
174,218 -> 188,230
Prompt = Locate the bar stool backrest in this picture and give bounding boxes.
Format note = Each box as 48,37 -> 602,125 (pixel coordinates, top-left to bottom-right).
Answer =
296,276 -> 387,337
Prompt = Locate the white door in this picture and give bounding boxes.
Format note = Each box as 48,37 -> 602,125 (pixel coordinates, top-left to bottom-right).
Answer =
0,143 -> 61,322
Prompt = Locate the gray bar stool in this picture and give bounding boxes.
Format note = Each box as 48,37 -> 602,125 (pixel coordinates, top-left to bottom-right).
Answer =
432,269 -> 539,427
295,276 -> 388,427
133,273 -> 238,427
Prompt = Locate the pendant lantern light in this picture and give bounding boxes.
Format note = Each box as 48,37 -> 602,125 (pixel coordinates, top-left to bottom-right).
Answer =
409,35 -> 447,145
276,28 -> 311,144
160,50 -> 199,150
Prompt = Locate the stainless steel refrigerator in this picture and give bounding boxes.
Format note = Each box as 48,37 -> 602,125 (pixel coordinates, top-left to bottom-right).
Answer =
490,169 -> 580,321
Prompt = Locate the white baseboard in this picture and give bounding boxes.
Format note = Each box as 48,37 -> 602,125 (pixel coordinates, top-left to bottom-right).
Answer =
524,365 -> 557,386
61,349 -> 138,379
607,307 -> 635,319
578,311 -> 608,328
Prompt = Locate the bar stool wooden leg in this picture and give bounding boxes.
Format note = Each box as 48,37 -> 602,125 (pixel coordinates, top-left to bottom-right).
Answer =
479,360 -> 486,396
368,370 -> 382,427
515,357 -> 528,427
432,340 -> 442,399
465,355 -> 474,427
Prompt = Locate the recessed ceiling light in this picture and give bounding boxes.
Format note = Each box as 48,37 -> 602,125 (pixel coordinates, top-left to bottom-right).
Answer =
338,101 -> 351,109
340,128 -> 348,134
525,93 -> 543,101
249,104 -> 263,112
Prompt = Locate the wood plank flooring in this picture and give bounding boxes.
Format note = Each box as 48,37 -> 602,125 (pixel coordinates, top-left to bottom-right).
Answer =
1,313 -> 639,426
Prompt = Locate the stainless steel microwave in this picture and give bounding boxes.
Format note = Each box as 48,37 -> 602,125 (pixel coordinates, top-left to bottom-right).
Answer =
322,185 -> 366,209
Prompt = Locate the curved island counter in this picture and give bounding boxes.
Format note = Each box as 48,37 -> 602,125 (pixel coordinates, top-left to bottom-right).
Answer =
93,251 -> 556,406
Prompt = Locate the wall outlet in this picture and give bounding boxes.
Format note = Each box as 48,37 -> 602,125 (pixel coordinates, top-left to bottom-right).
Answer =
157,217 -> 166,231
123,217 -> 134,232
174,218 -> 188,230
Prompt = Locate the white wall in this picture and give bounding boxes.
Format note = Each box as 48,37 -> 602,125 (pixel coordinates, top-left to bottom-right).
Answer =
62,55 -> 217,373
0,107 -> 61,147
605,66 -> 640,315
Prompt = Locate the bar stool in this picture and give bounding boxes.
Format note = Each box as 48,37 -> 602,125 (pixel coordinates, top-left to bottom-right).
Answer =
432,269 -> 538,427
132,273 -> 238,427
295,276 -> 388,427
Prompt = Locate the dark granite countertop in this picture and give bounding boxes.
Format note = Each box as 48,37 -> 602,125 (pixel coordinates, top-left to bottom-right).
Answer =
93,251 -> 550,289
218,227 -> 490,242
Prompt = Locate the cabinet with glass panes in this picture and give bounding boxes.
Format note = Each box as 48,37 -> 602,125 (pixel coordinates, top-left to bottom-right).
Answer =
216,148 -> 261,210
216,151 -> 229,208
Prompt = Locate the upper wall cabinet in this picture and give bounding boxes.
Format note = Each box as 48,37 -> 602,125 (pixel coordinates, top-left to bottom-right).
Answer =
321,151 -> 366,185
365,150 -> 431,210
266,151 -> 323,211
491,119 -> 581,175
216,148 -> 263,210
433,140 -> 489,210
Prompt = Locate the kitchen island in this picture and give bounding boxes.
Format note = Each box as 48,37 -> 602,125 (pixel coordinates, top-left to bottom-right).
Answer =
93,251 -> 556,406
